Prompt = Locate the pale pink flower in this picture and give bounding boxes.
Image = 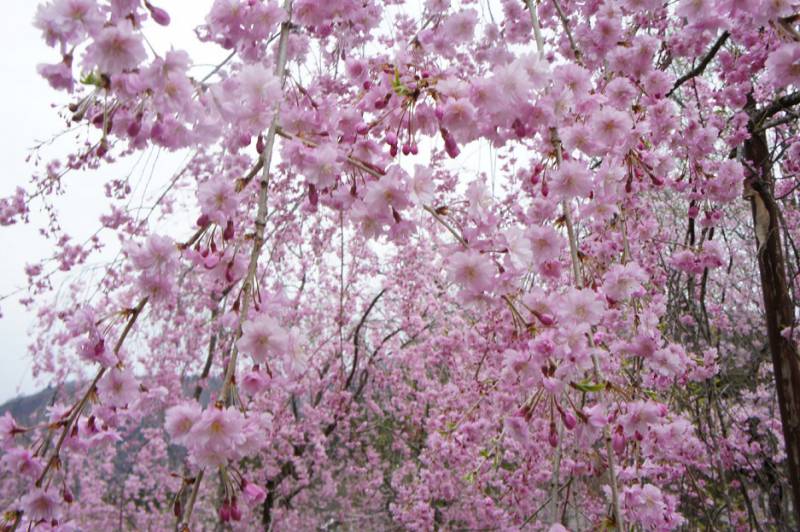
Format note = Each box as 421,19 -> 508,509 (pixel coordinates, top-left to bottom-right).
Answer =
84,22 -> 147,75
410,165 -> 436,206
492,64 -> 532,107
21,489 -> 61,522
165,402 -> 202,445
0,412 -> 20,445
198,178 -> 238,223
503,227 -> 533,271
649,344 -> 686,377
97,367 -> 139,408
350,201 -> 385,239
561,124 -> 599,156
441,9 -> 478,43
1,447 -> 43,478
345,58 -> 367,82
190,407 -> 247,452
676,0 -> 712,20
363,172 -> 411,216
242,482 -> 267,505
589,107 -> 632,152
440,98 -> 477,142
560,288 -> 604,326
554,64 -> 592,97
706,160 -> 744,203
529,225 -> 564,264
604,77 -> 637,109
128,234 -> 178,272
550,160 -> 592,200
448,249 -> 495,295
237,314 -> 290,362
620,400 -> 662,436
235,63 -> 282,131
621,0 -> 663,11
305,143 -> 340,189
603,262 -> 648,301
504,415 -> 529,445
699,240 -> 725,269
37,60 -> 74,92
514,53 -> 550,90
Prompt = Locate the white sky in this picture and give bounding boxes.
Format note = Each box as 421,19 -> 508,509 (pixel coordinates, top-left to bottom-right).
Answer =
0,1 -> 216,402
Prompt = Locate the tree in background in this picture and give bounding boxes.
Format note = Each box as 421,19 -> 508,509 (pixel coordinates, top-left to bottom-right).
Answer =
1,0 -> 799,530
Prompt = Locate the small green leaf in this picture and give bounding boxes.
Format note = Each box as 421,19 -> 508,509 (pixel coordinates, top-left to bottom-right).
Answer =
572,380 -> 606,393
80,71 -> 101,87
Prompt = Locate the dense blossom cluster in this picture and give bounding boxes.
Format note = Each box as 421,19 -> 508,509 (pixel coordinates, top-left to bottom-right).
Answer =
1,0 -> 800,530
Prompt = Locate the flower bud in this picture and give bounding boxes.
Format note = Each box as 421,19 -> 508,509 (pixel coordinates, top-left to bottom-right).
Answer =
223,219 -> 234,241
145,1 -> 170,25
562,411 -> 577,430
612,430 -> 625,455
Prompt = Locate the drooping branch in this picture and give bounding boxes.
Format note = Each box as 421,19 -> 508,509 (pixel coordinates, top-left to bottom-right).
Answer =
345,288 -> 387,390
666,31 -> 730,98
17,295 -> 149,527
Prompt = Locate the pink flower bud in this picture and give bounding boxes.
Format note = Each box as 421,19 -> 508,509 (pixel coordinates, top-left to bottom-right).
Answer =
308,183 -> 318,206
612,430 -> 625,455
385,132 -> 397,146
223,219 -> 234,241
441,129 -> 459,159
145,1 -> 171,26
230,504 -> 242,521
242,482 -> 267,505
127,116 -> 142,137
562,411 -> 577,430
203,254 -> 220,270
219,503 -> 231,522
549,423 -> 558,448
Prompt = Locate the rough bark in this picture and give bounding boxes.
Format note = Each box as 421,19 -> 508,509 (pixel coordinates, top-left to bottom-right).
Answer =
743,114 -> 800,526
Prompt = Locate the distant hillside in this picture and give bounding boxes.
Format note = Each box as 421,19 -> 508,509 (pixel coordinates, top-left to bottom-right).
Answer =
0,377 -> 219,425
0,383 -> 78,424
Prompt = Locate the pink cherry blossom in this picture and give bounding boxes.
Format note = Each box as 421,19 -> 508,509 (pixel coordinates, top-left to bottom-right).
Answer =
97,367 -> 139,408
237,314 -> 290,362
550,160 -> 592,200
448,249 -> 495,295
84,22 -> 147,75
165,402 -> 202,445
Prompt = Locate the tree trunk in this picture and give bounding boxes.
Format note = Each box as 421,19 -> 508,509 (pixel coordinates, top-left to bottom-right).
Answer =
743,122 -> 800,527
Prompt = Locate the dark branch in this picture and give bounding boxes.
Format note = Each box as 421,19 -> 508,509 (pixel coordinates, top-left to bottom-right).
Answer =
666,31 -> 730,97
345,288 -> 387,390
755,91 -> 800,125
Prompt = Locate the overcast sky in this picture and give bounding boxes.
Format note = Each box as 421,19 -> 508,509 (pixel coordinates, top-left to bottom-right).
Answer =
0,1 -> 216,403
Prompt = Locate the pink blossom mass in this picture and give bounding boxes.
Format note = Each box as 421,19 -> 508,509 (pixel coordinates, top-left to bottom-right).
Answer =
2,0 -> 800,530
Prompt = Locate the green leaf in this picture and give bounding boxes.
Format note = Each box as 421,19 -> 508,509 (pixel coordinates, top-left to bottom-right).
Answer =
80,71 -> 101,87
573,380 -> 606,393
391,67 -> 409,96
